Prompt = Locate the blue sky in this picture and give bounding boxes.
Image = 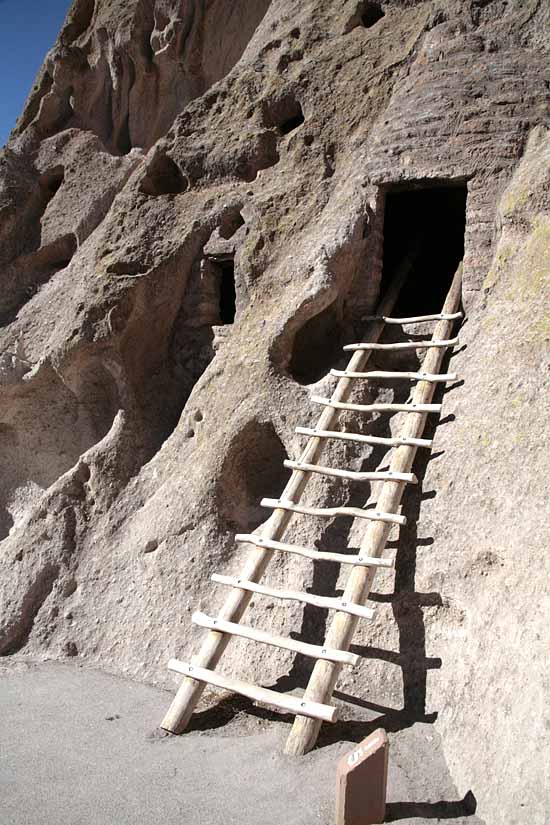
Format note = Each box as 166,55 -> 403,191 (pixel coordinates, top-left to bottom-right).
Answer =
0,0 -> 71,147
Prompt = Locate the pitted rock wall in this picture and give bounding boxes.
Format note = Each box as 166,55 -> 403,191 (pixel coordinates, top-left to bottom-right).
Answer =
0,2 -> 549,822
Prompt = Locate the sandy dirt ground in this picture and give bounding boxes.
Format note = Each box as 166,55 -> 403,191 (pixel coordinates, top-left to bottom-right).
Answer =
0,661 -> 482,825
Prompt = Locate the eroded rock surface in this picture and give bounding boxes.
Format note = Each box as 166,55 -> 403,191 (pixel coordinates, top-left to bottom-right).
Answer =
0,1 -> 549,822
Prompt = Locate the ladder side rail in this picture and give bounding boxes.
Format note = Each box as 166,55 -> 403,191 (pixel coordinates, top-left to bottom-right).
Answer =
160,251 -> 419,734
284,263 -> 463,755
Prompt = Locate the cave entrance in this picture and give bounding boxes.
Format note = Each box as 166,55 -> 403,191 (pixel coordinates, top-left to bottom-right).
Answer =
279,106 -> 305,136
380,182 -> 468,315
218,258 -> 236,324
201,254 -> 237,325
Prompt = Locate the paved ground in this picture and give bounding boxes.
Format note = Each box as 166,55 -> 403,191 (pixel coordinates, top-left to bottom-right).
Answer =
0,661 -> 482,825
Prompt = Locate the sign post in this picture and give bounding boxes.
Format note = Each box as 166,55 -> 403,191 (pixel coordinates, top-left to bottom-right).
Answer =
335,728 -> 389,825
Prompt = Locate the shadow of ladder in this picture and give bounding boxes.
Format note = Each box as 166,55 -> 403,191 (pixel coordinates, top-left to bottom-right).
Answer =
160,257 -> 464,757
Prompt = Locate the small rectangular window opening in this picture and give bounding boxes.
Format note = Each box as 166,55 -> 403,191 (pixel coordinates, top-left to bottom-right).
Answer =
380,182 -> 468,315
218,258 -> 236,325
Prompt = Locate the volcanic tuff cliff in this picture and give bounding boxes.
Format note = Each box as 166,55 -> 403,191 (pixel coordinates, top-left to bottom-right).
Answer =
0,0 -> 549,821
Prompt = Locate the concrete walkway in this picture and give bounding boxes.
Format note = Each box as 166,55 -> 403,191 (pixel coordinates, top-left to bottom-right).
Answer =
0,661 -> 482,825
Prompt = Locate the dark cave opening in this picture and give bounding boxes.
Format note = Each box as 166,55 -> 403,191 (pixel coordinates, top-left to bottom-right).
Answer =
139,152 -> 188,197
39,166 -> 64,200
262,94 -> 305,137
279,106 -> 305,135
114,113 -> 132,156
360,2 -> 385,28
219,211 -> 245,240
218,258 -> 236,325
380,182 -> 468,316
346,1 -> 385,32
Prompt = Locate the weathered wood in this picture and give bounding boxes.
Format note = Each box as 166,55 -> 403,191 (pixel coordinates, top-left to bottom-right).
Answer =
312,397 -> 442,414
167,660 -> 338,723
235,533 -> 393,569
211,574 -> 376,620
362,311 -> 462,324
343,337 -> 459,352
330,370 -> 457,383
160,249 -> 419,734
283,460 -> 417,484
260,498 -> 406,526
284,263 -> 463,755
192,612 -> 360,666
295,427 -> 433,449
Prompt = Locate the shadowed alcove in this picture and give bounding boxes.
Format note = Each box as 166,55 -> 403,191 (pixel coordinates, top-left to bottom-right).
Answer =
218,421 -> 291,532
287,299 -> 344,385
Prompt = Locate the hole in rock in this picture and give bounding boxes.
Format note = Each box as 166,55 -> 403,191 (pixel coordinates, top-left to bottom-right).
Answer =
140,152 -> 188,196
360,2 -> 385,28
345,1 -> 385,33
288,299 -> 344,385
262,93 -> 305,136
38,234 -> 78,274
167,250 -> 239,444
115,113 -> 132,156
219,211 -> 245,240
279,106 -> 305,135
39,167 -> 64,200
219,260 -> 236,325
380,182 -> 467,316
139,22 -> 155,65
219,421 -> 291,532
202,255 -> 237,325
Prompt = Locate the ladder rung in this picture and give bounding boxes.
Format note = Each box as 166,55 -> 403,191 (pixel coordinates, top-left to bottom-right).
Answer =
295,426 -> 433,449
167,659 -> 338,723
284,459 -> 417,484
312,396 -> 442,414
343,337 -> 459,352
362,312 -> 463,324
331,369 -> 457,383
192,612 -> 360,666
235,534 -> 394,569
211,574 -> 376,620
260,498 -> 406,526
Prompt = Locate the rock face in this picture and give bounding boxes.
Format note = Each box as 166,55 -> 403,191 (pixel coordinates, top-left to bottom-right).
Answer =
0,0 -> 549,821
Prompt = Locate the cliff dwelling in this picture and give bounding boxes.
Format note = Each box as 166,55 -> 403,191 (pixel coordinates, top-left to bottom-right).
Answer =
0,1 -> 548,824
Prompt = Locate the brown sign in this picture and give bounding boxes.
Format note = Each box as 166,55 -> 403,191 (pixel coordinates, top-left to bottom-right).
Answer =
335,728 -> 389,825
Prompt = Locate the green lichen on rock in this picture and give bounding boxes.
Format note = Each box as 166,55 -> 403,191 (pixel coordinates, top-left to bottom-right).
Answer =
483,240 -> 515,291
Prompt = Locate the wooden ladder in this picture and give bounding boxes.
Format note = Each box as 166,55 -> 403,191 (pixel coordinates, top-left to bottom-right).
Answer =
161,262 -> 463,755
